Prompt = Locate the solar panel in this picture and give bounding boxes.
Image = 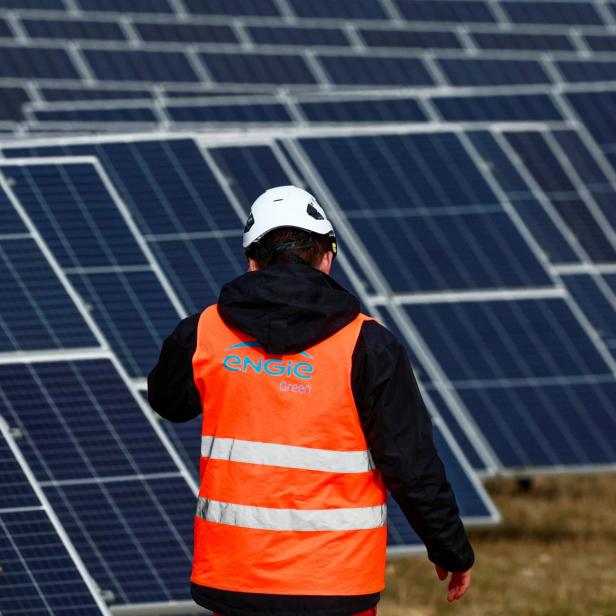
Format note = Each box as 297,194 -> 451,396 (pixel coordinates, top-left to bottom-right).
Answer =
0,44 -> 79,80
299,132 -> 552,293
82,49 -> 199,83
402,298 -> 616,470
582,34 -> 616,52
556,59 -> 616,83
562,274 -> 616,359
0,358 -> 197,604
167,101 -> 292,124
503,131 -> 616,262
468,131 -> 581,265
289,0 -> 389,19
76,0 -> 174,13
200,51 -> 317,85
31,105 -> 158,125
500,0 -> 603,25
432,93 -> 562,123
133,21 -> 239,44
566,91 -> 616,148
0,160 -> 180,377
394,0 -> 496,23
0,16 -> 11,38
21,18 -> 128,42
299,97 -> 428,123
359,28 -> 463,50
437,57 -> 551,86
319,54 -> 434,86
470,31 -> 575,51
246,25 -> 350,47
40,86 -> 153,102
183,0 -> 282,17
0,0 -> 64,8
0,419 -> 109,615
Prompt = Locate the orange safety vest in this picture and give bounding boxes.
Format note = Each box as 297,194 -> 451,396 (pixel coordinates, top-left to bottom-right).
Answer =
191,305 -> 388,596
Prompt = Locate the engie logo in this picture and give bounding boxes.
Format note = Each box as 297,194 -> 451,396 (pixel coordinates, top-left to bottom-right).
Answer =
222,341 -> 314,380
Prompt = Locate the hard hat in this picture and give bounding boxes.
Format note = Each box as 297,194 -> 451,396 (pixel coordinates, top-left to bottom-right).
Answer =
243,185 -> 336,255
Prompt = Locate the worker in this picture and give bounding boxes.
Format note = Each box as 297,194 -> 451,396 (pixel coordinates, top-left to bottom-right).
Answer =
148,186 -> 474,616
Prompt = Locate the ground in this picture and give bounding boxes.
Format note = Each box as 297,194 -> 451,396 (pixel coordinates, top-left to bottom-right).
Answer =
379,474 -> 616,616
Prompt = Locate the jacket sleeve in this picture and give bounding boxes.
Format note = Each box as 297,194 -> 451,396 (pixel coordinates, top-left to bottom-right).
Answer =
352,320 -> 475,572
147,313 -> 202,423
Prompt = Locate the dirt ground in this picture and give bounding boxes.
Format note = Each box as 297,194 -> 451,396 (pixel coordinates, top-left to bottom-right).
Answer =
378,474 -> 616,616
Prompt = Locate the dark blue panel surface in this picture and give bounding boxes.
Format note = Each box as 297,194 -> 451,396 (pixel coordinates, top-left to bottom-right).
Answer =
301,133 -> 499,213
200,52 -> 317,85
351,211 -> 550,292
0,183 -> 27,233
5,163 -> 147,269
438,58 -> 550,86
0,510 -> 104,615
40,87 -> 152,102
69,271 -> 179,377
0,432 -> 39,510
0,0 -> 64,7
300,98 -> 427,123
471,31 -> 575,51
433,93 -> 562,122
0,87 -> 28,121
289,0 -> 388,19
405,299 -> 610,381
566,91 -> 616,147
183,0 -> 281,15
135,21 -> 238,43
467,133 -> 583,264
83,49 -> 199,82
77,0 -> 173,11
209,144 -> 289,211
425,387 -> 486,471
161,417 -> 201,481
168,102 -> 292,124
0,360 -> 178,482
360,28 -> 462,49
45,476 -> 194,604
0,17 -> 11,38
22,18 -> 127,41
33,106 -> 158,123
557,60 -> 616,83
0,45 -> 79,79
395,0 -> 495,22
247,25 -> 349,47
319,55 -> 433,86
0,238 -> 97,352
583,34 -> 616,52
505,132 -> 616,262
301,133 -> 551,292
3,140 -> 240,235
458,381 -> 616,468
501,1 -> 603,25
563,274 -> 616,356
149,236 -> 244,313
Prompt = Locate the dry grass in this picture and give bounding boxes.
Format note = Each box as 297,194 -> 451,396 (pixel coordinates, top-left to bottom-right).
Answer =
379,474 -> 616,616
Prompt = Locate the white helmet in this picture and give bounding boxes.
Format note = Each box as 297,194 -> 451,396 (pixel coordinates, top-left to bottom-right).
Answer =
243,185 -> 336,254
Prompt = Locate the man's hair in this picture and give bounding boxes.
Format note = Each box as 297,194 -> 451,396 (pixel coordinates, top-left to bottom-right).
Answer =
245,227 -> 332,269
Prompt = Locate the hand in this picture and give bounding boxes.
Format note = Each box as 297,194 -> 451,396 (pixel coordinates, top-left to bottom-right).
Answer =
435,565 -> 472,602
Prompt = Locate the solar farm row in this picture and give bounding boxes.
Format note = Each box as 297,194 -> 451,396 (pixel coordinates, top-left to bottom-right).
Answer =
0,146 -> 499,612
1,127 -> 614,478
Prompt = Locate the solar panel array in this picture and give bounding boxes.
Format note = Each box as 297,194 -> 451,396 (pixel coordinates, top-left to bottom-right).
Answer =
2,0 -> 616,613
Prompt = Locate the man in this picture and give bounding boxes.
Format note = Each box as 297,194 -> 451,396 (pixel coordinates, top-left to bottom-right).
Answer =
148,186 -> 474,616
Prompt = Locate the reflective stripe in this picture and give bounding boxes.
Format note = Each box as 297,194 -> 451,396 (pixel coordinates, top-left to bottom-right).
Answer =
201,436 -> 375,474
196,497 -> 387,531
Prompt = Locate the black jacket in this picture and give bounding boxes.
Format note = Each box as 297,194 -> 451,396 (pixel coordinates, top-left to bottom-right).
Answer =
148,261 -> 474,616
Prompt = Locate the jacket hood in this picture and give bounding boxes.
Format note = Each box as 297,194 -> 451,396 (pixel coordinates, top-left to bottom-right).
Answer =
217,261 -> 360,355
